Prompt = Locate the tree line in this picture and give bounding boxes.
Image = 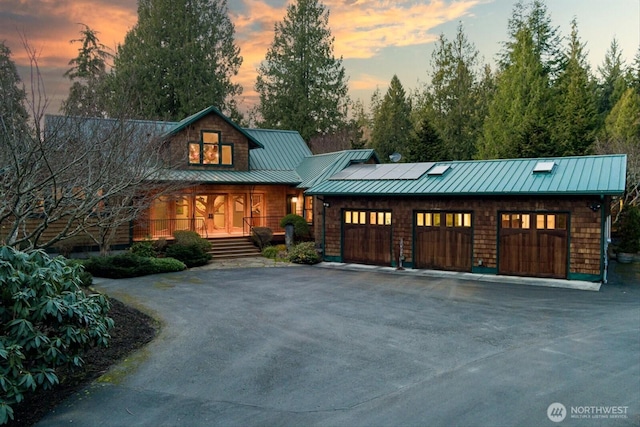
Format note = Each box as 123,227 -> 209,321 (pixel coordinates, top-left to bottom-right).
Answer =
50,1 -> 640,167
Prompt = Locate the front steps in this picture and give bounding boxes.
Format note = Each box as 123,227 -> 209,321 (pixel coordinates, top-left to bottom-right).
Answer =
208,236 -> 261,259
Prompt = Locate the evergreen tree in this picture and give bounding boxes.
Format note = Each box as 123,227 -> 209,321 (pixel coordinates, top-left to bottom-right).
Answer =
370,75 -> 413,162
427,24 -> 480,160
501,0 -> 563,80
605,88 -> 640,142
552,19 -> 598,156
628,46 -> 640,92
62,24 -> 111,117
478,27 -> 554,159
106,0 -> 242,120
0,42 -> 29,140
406,117 -> 445,162
255,0 -> 348,143
597,38 -> 628,116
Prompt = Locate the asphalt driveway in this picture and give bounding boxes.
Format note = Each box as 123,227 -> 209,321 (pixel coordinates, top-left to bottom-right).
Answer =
38,264 -> 639,426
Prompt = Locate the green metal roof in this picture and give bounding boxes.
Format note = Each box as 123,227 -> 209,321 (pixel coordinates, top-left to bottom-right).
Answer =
306,155 -> 627,196
244,128 -> 312,170
296,149 -> 378,189
165,106 -> 264,149
153,169 -> 301,185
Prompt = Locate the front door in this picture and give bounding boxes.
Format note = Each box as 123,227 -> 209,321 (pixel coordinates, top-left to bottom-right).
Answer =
231,194 -> 246,233
195,194 -> 226,236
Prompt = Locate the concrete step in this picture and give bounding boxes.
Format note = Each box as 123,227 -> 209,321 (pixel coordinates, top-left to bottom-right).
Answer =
208,237 -> 261,259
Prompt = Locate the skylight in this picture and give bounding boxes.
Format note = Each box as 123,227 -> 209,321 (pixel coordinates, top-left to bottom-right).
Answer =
533,161 -> 556,173
427,164 -> 451,176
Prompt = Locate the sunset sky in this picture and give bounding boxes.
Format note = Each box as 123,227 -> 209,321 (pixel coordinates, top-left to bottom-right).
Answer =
1,0 -> 638,117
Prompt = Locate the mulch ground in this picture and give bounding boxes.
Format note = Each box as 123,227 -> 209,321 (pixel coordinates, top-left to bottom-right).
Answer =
6,298 -> 158,427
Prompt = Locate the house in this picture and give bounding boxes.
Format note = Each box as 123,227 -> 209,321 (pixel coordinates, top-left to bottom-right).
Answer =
41,106 -> 378,250
306,155 -> 627,282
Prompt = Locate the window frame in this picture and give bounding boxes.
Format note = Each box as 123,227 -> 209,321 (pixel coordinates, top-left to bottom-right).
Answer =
188,130 -> 233,166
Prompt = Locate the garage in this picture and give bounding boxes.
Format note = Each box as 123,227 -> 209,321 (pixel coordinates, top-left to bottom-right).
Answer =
343,210 -> 392,265
499,212 -> 569,279
309,155 -> 626,283
414,211 -> 472,271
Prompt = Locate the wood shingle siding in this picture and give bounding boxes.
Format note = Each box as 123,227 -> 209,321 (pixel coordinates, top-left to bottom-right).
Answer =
321,195 -> 607,280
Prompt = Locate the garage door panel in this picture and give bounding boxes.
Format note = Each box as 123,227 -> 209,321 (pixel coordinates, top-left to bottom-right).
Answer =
499,213 -> 568,279
415,212 -> 472,272
343,210 -> 392,265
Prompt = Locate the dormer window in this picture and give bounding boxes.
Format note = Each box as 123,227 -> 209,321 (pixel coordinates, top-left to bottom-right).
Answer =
189,130 -> 233,166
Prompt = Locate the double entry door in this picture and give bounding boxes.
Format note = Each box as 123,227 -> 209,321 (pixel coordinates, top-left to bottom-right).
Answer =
195,194 -> 246,236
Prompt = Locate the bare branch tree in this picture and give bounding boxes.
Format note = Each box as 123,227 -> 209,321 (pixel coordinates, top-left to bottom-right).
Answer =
1,39 -> 185,254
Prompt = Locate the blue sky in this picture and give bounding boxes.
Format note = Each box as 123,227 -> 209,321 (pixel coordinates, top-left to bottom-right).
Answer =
1,0 -> 638,115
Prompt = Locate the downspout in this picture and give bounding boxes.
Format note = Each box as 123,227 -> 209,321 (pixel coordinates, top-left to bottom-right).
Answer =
601,195 -> 610,284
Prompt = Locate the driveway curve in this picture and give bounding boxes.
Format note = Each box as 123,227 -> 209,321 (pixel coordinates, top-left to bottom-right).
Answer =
38,265 -> 639,426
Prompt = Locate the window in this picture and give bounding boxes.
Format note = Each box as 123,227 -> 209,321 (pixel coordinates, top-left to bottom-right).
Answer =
416,211 -> 470,228
303,196 -> 313,223
344,210 -> 390,225
188,130 -> 233,166
503,212 -> 567,230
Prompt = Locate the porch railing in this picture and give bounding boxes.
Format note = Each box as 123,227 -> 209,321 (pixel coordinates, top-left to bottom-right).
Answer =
133,218 -> 207,240
242,216 -> 285,236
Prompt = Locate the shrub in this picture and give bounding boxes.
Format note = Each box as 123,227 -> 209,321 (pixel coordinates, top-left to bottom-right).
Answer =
163,231 -> 212,268
65,259 -> 93,287
279,214 -> 310,241
288,241 -> 321,265
173,230 -> 212,252
165,244 -> 211,268
262,246 -> 279,259
0,247 -> 113,424
252,227 -> 273,250
617,205 -> 640,253
82,253 -> 186,278
130,241 -> 157,258
149,257 -> 187,272
152,238 -> 168,255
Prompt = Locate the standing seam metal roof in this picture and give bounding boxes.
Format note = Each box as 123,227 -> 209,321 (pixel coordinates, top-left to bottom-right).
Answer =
306,155 -> 627,196
245,128 -> 312,171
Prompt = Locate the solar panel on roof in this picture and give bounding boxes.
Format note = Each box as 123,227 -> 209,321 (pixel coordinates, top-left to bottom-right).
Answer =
330,163 -> 433,180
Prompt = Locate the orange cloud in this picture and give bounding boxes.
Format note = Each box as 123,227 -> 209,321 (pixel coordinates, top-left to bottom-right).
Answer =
233,0 -> 480,104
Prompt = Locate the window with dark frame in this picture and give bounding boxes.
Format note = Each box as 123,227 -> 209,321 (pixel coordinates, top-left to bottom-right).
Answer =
188,130 -> 233,166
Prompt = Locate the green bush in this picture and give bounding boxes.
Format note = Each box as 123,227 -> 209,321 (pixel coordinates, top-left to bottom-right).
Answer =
164,231 -> 212,268
173,230 -> 212,251
149,257 -> 187,272
130,241 -> 157,258
0,247 -> 113,424
279,214 -> 310,241
165,244 -> 211,268
65,259 -> 93,287
618,205 -> 640,253
252,227 -> 273,250
262,246 -> 279,259
288,241 -> 321,265
82,253 -> 186,278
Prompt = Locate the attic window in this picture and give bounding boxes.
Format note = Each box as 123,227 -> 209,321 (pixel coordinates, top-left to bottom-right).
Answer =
427,164 -> 451,176
533,161 -> 555,173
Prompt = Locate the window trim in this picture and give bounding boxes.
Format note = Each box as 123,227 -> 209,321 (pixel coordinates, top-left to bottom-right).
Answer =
187,130 -> 234,167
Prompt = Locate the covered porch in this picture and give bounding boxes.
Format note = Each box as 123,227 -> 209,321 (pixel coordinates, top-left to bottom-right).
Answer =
132,185 -> 310,241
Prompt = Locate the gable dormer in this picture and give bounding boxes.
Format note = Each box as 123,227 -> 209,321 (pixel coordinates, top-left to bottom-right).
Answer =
164,106 -> 263,172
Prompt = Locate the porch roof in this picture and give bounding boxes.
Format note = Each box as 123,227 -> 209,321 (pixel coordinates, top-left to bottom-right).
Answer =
153,169 -> 301,185
306,154 -> 627,197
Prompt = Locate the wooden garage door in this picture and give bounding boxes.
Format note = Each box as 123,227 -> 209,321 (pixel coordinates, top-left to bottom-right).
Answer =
415,212 -> 472,272
499,213 -> 568,279
343,210 -> 392,265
